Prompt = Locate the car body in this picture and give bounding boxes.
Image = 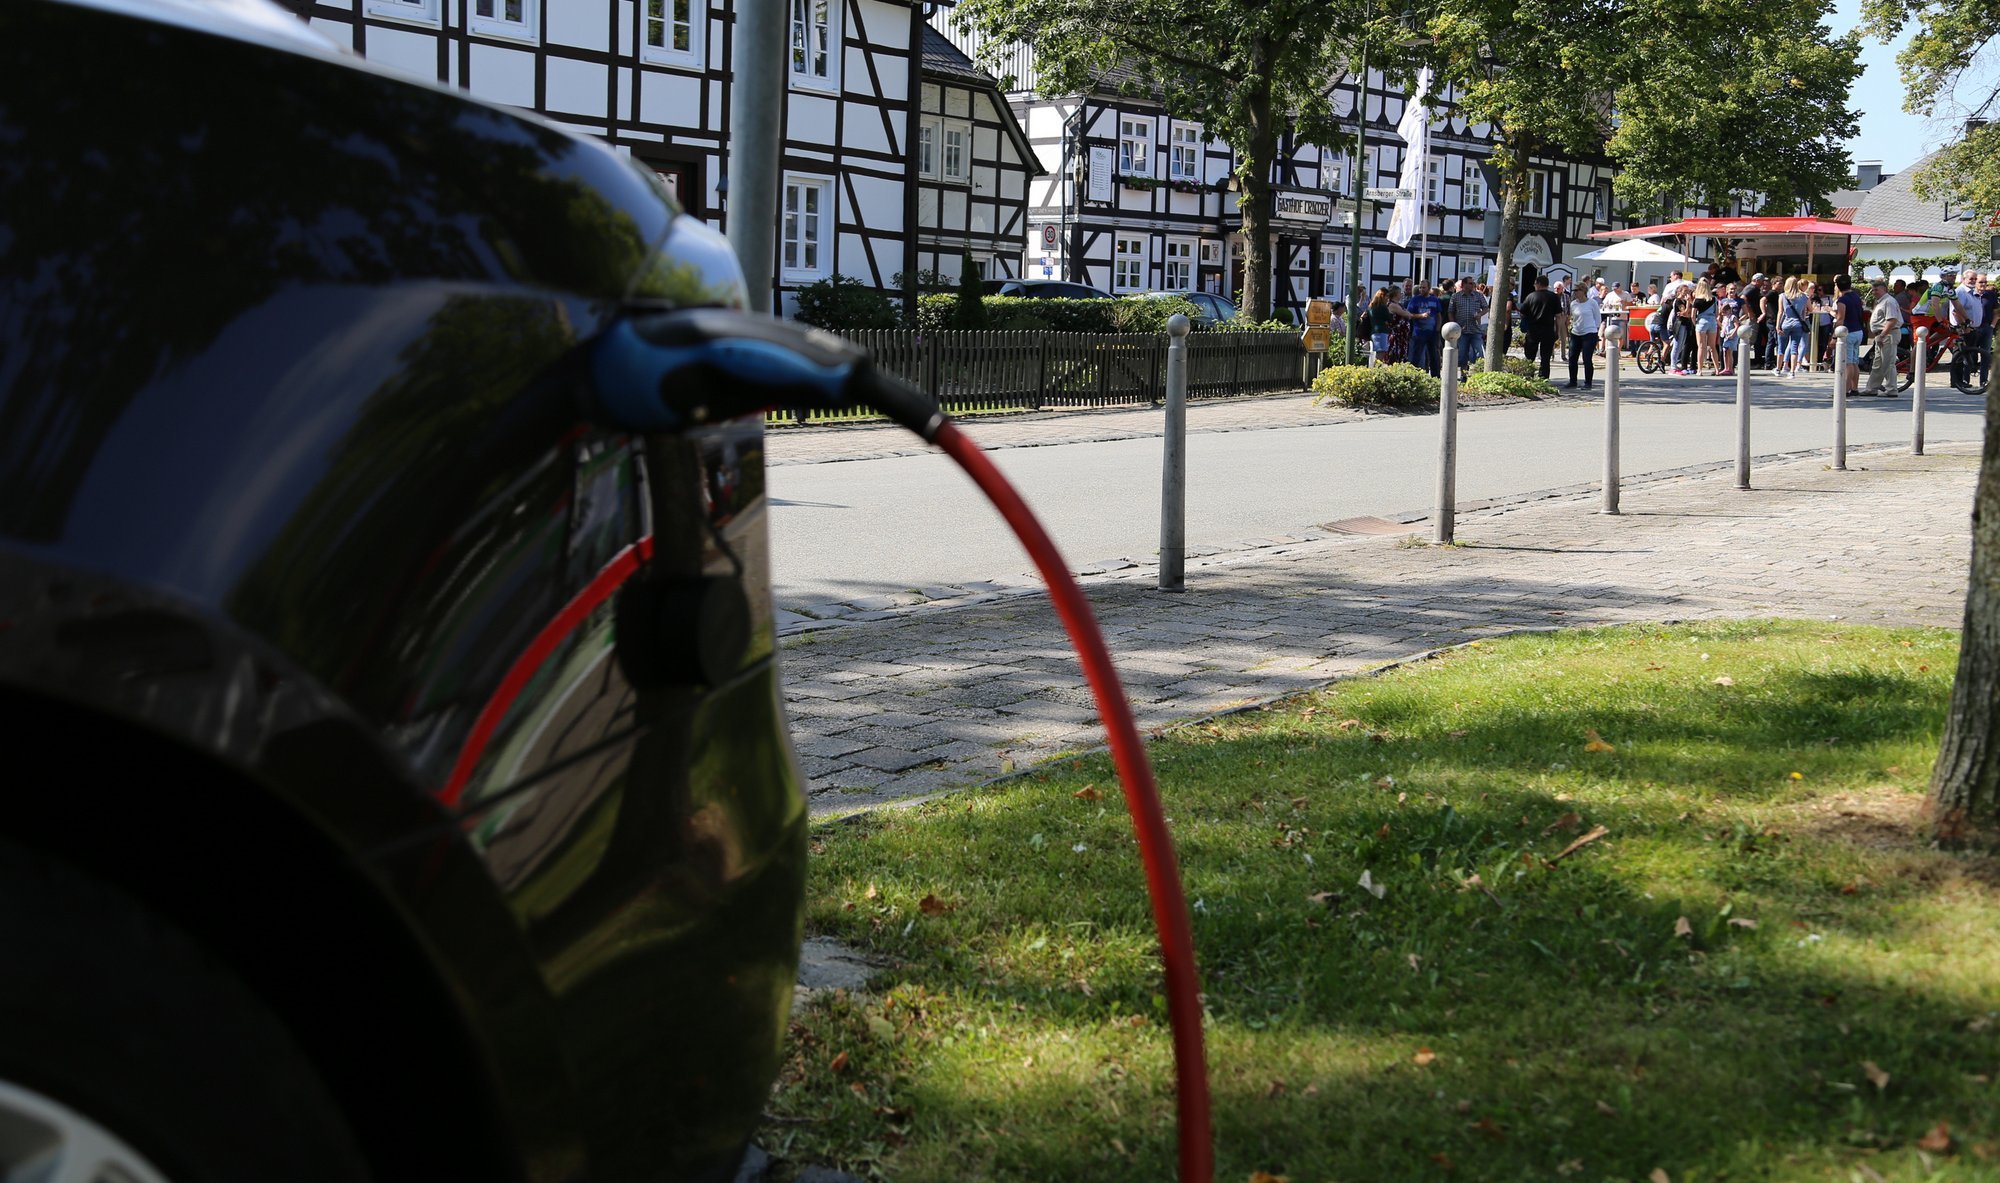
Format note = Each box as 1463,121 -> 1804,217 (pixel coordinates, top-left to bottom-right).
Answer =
981,278 -> 1114,299
1140,290 -> 1240,326
0,2 -> 806,1181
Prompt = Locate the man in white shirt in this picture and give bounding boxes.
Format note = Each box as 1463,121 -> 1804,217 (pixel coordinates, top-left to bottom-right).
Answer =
1954,269 -> 1988,391
1658,270 -> 1693,304
1566,284 -> 1604,387
1861,280 -> 1906,396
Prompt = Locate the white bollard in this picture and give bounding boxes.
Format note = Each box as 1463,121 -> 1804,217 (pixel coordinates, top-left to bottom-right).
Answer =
1735,334 -> 1752,490
1832,327 -> 1848,471
1603,319 -> 1621,514
1157,314 -> 1190,591
1912,325 -> 1928,456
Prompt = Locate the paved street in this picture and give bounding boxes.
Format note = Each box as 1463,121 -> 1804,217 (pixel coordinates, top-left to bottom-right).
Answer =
776,436 -> 1981,817
765,371 -> 1986,617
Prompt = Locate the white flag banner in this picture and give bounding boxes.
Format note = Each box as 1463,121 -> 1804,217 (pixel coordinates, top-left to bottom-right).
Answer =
1385,69 -> 1432,250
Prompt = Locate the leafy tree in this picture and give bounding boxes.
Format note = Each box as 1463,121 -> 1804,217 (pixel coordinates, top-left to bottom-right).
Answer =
1423,0 -> 1860,368
950,0 -> 1357,320
954,253 -> 990,329
1865,0 -> 2000,841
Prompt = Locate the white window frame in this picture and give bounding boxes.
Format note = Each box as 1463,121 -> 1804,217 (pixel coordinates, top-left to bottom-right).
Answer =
1164,238 -> 1195,288
1200,240 -> 1222,266
1527,171 -> 1552,218
1425,156 -> 1443,205
789,0 -> 840,92
1320,149 -> 1345,196
1321,247 -> 1344,296
468,0 -> 537,41
364,0 -> 440,26
917,116 -> 970,183
1118,117 -> 1151,175
1114,235 -> 1147,292
1169,124 -> 1200,181
917,121 -> 936,179
640,0 -> 703,66
780,174 -> 834,282
1463,167 -> 1486,214
1363,146 -> 1380,187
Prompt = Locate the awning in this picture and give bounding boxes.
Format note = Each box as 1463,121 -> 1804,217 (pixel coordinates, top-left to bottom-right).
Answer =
1591,216 -> 1927,239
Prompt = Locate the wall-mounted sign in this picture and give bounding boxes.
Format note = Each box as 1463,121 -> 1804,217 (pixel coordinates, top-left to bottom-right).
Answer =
1513,234 -> 1554,268
1087,146 -> 1114,202
1271,187 -> 1336,227
1365,187 -> 1414,201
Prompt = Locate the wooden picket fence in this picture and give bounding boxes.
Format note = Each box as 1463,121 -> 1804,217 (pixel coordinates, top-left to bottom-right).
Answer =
768,330 -> 1306,425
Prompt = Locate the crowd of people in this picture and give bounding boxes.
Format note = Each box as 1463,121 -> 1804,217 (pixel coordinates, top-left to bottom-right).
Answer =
1345,258 -> 1996,398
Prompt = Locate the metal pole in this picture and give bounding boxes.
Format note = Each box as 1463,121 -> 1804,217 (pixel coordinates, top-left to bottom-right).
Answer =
1345,47 -> 1368,364
1832,327 -> 1848,471
1603,318 -> 1621,514
1158,314 -> 1191,591
1913,324 -> 1928,455
1434,322 -> 1460,543
1735,333 -> 1752,489
726,0 -> 788,315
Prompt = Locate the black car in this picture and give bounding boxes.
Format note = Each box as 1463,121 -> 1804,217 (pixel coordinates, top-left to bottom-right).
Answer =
0,2 -> 806,1181
1140,290 -> 1241,326
981,278 -> 1114,298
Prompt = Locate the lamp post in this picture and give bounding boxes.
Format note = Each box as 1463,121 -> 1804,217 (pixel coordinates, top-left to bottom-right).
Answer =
1345,44 -> 1368,364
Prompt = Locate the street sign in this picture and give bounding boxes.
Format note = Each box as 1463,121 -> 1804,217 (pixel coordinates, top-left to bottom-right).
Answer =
1305,298 -> 1334,326
1302,326 -> 1332,352
1366,187 -> 1415,200
1332,210 -> 1355,227
1041,223 -> 1058,249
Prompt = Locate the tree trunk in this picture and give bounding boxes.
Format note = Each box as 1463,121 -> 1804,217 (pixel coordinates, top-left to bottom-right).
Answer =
1238,48 -> 1280,322
1928,369 -> 2000,843
1482,138 -> 1525,373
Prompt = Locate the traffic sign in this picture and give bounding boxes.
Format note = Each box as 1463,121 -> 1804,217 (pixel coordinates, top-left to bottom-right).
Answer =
1365,187 -> 1415,200
1041,223 -> 1058,249
1332,210 -> 1355,227
1302,326 -> 1331,352
1305,298 -> 1334,326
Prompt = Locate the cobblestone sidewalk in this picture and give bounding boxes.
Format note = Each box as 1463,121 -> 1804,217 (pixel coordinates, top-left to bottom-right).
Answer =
779,443 -> 1980,817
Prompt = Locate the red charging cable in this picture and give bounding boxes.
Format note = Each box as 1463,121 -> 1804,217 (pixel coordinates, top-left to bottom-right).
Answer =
931,419 -> 1213,1183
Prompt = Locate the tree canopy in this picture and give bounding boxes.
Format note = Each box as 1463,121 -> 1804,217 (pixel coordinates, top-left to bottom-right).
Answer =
1866,0 -> 2000,213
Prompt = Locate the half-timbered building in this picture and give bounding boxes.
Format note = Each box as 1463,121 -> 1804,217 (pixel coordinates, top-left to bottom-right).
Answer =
289,0 -> 926,312
932,13 -> 1749,312
912,27 -> 1040,281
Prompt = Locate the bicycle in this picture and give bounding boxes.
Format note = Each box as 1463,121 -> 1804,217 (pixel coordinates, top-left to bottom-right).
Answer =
1632,334 -> 1668,374
1857,318 -> 1960,392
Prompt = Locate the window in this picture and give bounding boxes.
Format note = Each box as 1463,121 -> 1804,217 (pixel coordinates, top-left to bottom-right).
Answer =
790,0 -> 838,90
919,117 -> 970,182
1118,118 -> 1150,175
1200,240 -> 1222,265
781,176 -> 832,280
365,0 -> 439,23
1165,239 -> 1194,288
1596,181 -> 1612,223
1527,171 -> 1551,217
1363,146 -> 1380,187
1320,149 -> 1345,196
1114,235 -> 1146,291
1425,156 -> 1442,205
1169,125 -> 1200,181
641,0 -> 701,64
469,0 -> 536,40
1463,167 -> 1485,213
1321,247 -> 1345,296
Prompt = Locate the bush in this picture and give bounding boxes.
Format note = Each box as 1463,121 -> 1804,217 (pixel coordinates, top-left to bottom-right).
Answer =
1310,362 -> 1439,407
953,255 -> 988,330
1497,356 -> 1542,380
793,275 -> 898,331
912,294 -> 1199,333
1462,370 -> 1554,399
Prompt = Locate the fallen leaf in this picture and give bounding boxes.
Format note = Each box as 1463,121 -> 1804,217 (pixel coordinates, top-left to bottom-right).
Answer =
1728,917 -> 1759,930
829,1050 -> 850,1073
1789,771 -> 1804,780
1308,891 -> 1340,907
1862,1060 -> 1890,1091
918,893 -> 954,915
1407,953 -> 1423,971
1583,729 -> 1615,753
1248,1173 -> 1291,1183
1303,1084 -> 1319,1097
863,883 -> 878,900
1916,1122 -> 1953,1153
1649,1170 -> 1672,1183
1969,1017 -> 1992,1032
1338,719 -> 1363,731
1290,795 -> 1309,809
1645,662 -> 1665,671
1111,1137 -> 1129,1157
1674,916 -> 1694,938
1595,1099 -> 1618,1116
1919,664 -> 1930,671
1449,729 -> 1469,738
1413,1047 -> 1438,1066
1373,776 -> 1394,789
1073,785 -> 1102,801
1429,1152 -> 1456,1170
1000,757 -> 1015,773
1544,811 -> 1584,835
1713,675 -> 1735,686
1471,1116 -> 1505,1141
1547,824 -> 1612,865
1377,823 -> 1392,839
1556,1161 -> 1584,1176
1359,870 -> 1387,899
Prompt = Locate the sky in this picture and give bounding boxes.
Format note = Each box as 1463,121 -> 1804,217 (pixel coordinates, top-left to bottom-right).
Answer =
1831,0 -> 1963,176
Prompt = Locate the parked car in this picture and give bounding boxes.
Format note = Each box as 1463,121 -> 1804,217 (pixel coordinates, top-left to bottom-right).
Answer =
1140,290 -> 1241,326
981,278 -> 1114,299
0,2 -> 806,1181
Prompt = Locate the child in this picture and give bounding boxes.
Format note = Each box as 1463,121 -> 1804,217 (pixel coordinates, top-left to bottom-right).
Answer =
1718,307 -> 1739,376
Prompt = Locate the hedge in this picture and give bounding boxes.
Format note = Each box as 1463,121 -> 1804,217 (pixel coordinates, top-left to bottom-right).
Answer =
913,293 -> 1201,334
1462,370 -> 1553,398
1309,363 -> 1439,407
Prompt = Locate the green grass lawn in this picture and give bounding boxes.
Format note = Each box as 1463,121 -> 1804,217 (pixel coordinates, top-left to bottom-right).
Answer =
771,621 -> 1999,1182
